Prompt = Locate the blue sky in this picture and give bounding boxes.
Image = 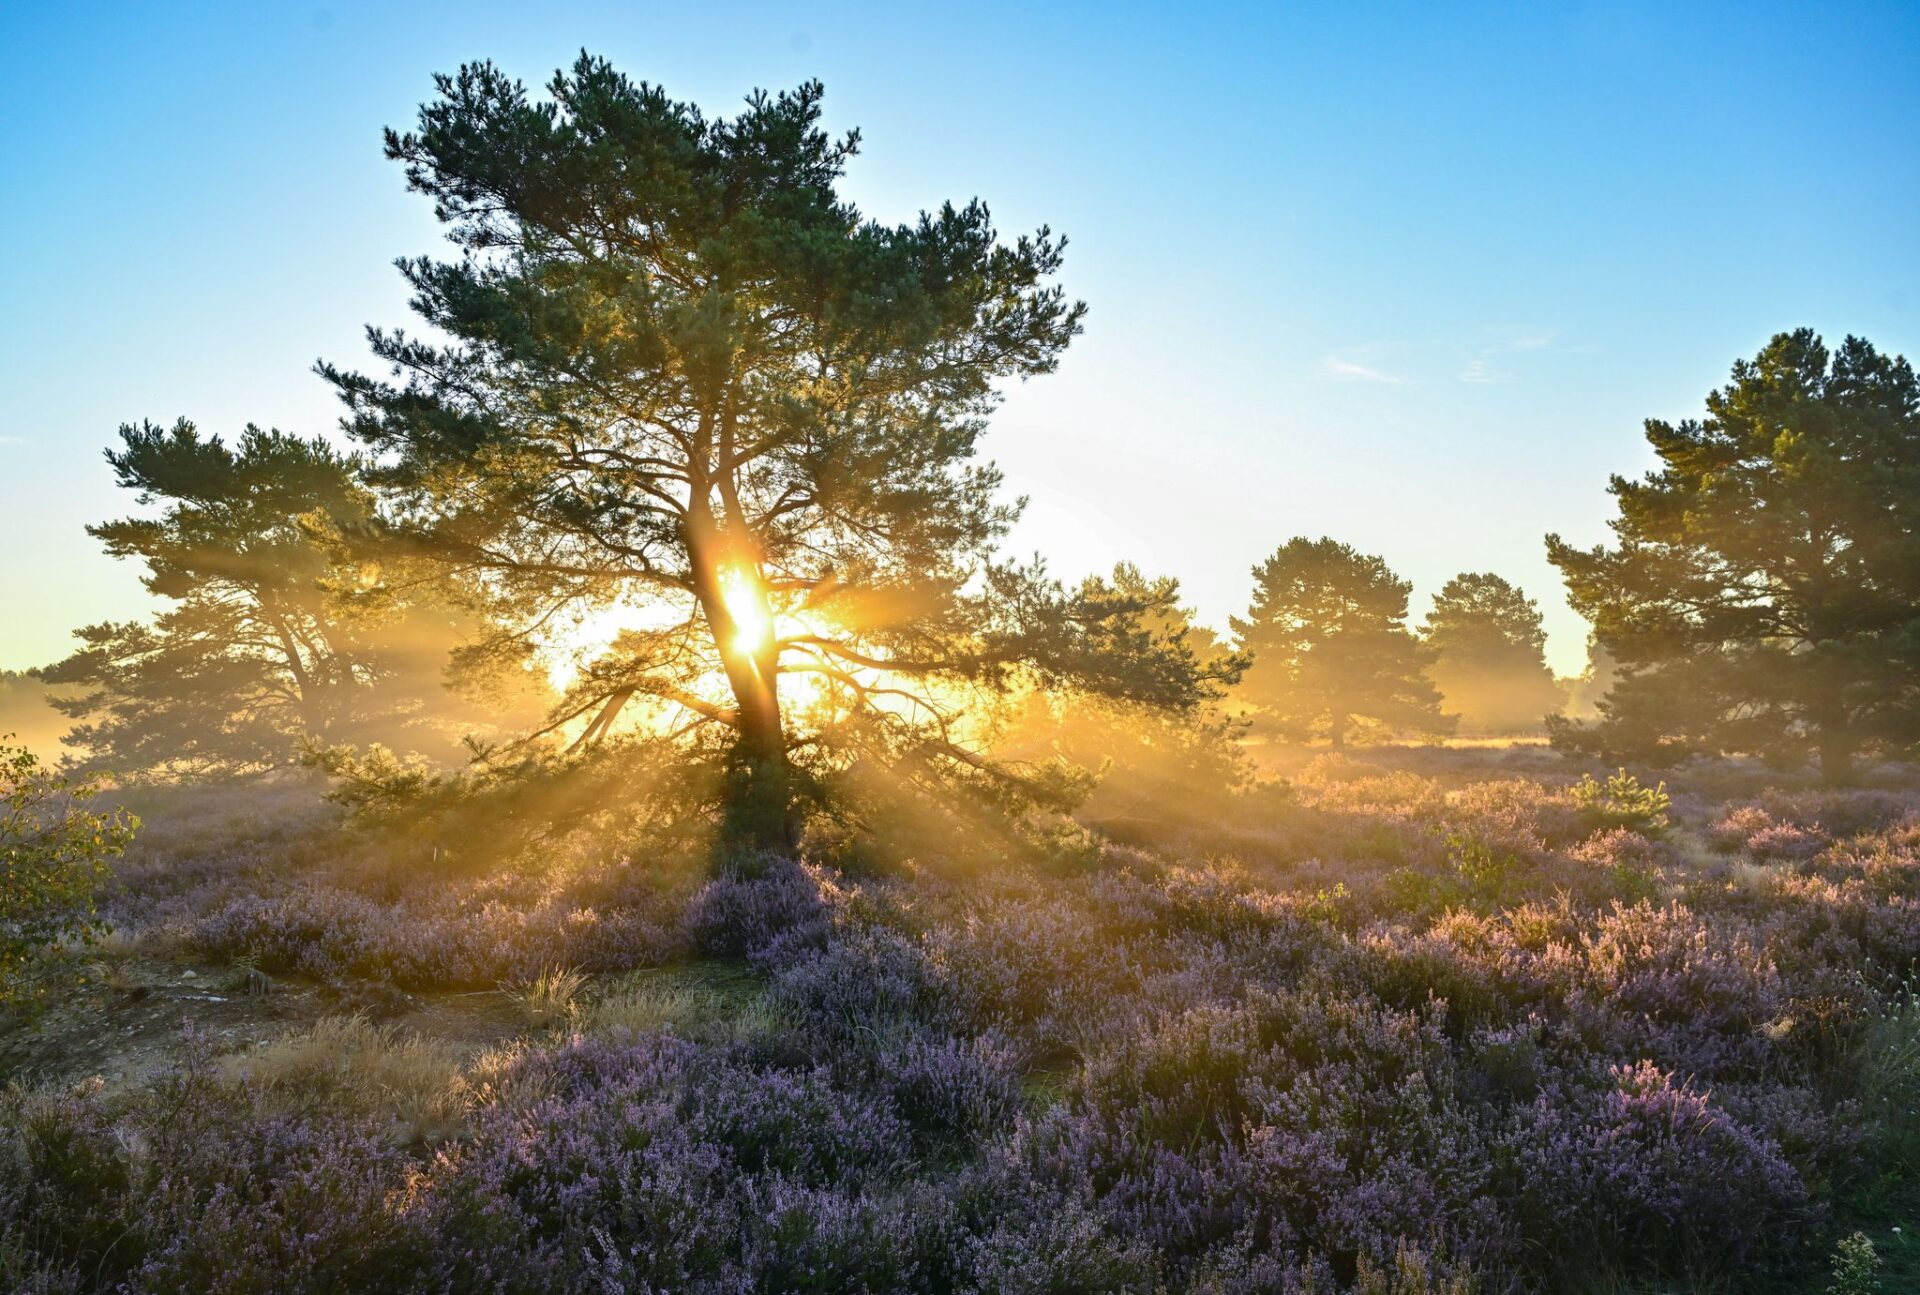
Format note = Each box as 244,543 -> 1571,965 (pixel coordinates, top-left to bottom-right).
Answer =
3,1 -> 1916,674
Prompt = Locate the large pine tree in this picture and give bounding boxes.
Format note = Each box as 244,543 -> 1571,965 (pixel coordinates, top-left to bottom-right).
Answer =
321,57 -> 1216,846
1547,330 -> 1920,781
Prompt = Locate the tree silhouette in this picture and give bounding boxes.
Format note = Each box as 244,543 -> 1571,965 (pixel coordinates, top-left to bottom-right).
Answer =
40,421 -> 376,776
1547,330 -> 1920,781
1420,573 -> 1564,734
321,57 -> 1218,846
1231,538 -> 1452,748
41,420 -> 523,777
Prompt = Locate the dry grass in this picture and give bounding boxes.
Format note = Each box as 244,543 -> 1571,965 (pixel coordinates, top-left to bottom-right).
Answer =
589,980 -> 715,1034
502,964 -> 589,1028
228,1015 -> 469,1141
586,964 -> 784,1043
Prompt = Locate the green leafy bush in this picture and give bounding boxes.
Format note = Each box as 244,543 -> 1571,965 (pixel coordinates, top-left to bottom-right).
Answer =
0,739 -> 136,1015
1571,768 -> 1671,835
1827,1231 -> 1883,1295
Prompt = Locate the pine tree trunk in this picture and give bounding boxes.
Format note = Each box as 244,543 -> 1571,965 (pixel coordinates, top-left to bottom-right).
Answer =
1814,674 -> 1858,788
722,714 -> 797,854
1819,730 -> 1857,787
689,521 -> 796,854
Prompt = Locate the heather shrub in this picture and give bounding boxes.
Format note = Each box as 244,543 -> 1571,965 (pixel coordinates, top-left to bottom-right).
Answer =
1568,827 -> 1678,874
1577,900 -> 1783,1075
683,854 -> 839,960
956,1194 -> 1163,1293
184,875 -> 684,989
1444,777 -> 1583,852
419,1032 -> 933,1291
1017,991 -> 1504,1275
1710,791 -> 1913,863
123,1105 -> 429,1294
1505,1060 -> 1811,1278
1352,926 -> 1509,1038
920,890 -> 1144,1052
734,1177 -> 965,1294
1710,804 -> 1780,853
873,1031 -> 1022,1151
422,1064 -> 746,1289
1750,819 -> 1833,863
1763,788 -> 1913,839
0,1081 -> 129,1287
1825,817 -> 1920,894
1567,828 -> 1675,905
1125,859 -> 1309,943
1,1043 -> 432,1294
11,753 -> 1920,1292
767,922 -> 959,1049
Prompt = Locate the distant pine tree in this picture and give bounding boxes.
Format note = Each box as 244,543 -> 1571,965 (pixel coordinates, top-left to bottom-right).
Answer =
40,421 -> 538,778
1420,573 -> 1565,735
1231,538 -> 1453,748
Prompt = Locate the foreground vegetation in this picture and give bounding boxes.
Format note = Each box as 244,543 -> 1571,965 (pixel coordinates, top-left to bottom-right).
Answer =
4,746 -> 1918,1293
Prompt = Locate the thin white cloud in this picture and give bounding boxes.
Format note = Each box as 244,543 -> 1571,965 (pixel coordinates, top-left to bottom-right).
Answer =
1460,328 -> 1558,383
1321,356 -> 1403,385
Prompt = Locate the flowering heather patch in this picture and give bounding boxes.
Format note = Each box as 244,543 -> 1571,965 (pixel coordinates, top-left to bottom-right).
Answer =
1505,1060 -> 1812,1273
8,752 -> 1920,1291
0,1040 -> 435,1294
183,877 -> 686,988
683,853 -> 843,960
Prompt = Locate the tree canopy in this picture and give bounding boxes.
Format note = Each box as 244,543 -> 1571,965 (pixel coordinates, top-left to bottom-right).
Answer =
1230,537 -> 1452,748
40,420 -> 518,778
40,421 -> 376,776
1419,573 -> 1564,734
320,56 -> 1220,846
1546,329 -> 1920,780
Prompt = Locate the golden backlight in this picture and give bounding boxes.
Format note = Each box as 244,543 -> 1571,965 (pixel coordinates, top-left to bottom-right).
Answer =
718,566 -> 775,660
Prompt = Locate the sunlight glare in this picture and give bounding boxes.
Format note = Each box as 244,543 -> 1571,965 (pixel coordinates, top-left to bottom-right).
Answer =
720,565 -> 775,660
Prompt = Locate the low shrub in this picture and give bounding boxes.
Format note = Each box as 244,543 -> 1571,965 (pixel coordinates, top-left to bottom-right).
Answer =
1571,768 -> 1671,836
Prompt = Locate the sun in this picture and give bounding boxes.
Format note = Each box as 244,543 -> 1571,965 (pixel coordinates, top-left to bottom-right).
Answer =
719,565 -> 775,659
